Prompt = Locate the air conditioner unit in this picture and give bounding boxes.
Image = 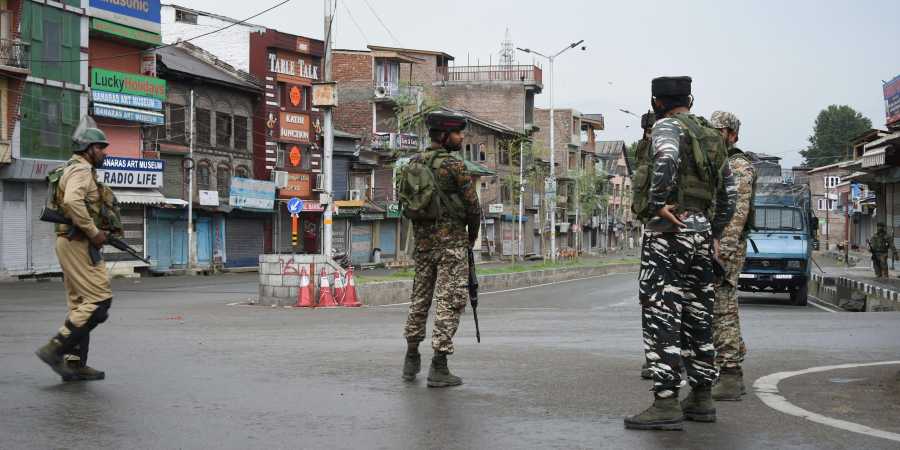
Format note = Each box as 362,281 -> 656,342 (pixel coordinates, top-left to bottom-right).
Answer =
374,86 -> 388,98
349,189 -> 363,201
313,174 -> 324,192
273,170 -> 289,189
275,149 -> 285,168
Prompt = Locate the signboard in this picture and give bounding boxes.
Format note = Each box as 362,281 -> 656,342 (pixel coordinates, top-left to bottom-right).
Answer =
229,177 -> 276,211
96,156 -> 164,188
488,204 -> 504,214
303,201 -> 325,212
386,203 -> 400,218
199,190 -> 219,206
279,112 -> 311,143
885,75 -> 900,127
91,18 -> 161,45
268,51 -> 320,81
288,85 -> 303,108
88,0 -> 161,34
93,103 -> 164,125
278,173 -> 312,198
287,197 -> 304,214
91,90 -> 162,110
141,50 -> 157,76
288,145 -> 302,167
91,68 -> 166,101
395,133 -> 418,150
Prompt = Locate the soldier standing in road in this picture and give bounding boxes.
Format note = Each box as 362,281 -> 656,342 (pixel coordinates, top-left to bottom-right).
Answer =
869,223 -> 896,278
399,111 -> 481,388
625,76 -> 735,430
709,111 -> 756,401
35,117 -> 116,382
633,110 -> 656,381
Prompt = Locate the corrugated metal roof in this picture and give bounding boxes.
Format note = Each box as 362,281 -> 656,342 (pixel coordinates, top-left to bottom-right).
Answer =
157,45 -> 261,92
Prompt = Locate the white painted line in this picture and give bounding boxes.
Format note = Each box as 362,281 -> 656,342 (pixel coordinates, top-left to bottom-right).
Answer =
807,296 -> 840,313
755,361 -> 900,443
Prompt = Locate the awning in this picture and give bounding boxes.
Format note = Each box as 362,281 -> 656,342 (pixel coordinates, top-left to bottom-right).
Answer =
861,148 -> 886,168
113,188 -> 188,206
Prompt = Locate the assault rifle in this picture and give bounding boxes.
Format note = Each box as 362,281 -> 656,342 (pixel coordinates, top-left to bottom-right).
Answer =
467,248 -> 481,343
40,208 -> 151,266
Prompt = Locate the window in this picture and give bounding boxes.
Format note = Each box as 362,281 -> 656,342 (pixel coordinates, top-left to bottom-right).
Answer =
215,112 -> 232,148
375,60 -> 400,94
464,144 -> 472,161
168,104 -> 186,143
499,144 -> 510,166
175,9 -> 198,24
568,152 -> 578,171
197,163 -> 211,190
235,166 -> 250,179
216,166 -> 230,197
478,143 -> 486,162
43,18 -> 62,73
233,116 -> 248,150
825,176 -> 841,188
40,99 -> 61,147
195,109 -> 211,145
501,184 -> 511,204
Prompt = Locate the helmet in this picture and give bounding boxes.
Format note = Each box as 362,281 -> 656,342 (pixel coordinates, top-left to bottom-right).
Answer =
72,115 -> 109,152
425,111 -> 467,132
710,110 -> 741,134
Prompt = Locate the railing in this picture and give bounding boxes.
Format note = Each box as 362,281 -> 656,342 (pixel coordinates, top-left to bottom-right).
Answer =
445,65 -> 542,84
0,39 -> 29,70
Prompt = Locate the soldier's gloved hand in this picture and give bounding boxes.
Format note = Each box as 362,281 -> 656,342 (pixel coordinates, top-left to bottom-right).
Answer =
90,230 -> 108,249
656,205 -> 686,228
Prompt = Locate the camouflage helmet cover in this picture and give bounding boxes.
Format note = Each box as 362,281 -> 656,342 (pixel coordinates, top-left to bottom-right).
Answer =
425,111 -> 468,132
710,110 -> 741,134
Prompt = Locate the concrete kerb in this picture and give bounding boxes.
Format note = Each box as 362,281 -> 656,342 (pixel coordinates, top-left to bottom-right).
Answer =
809,272 -> 900,312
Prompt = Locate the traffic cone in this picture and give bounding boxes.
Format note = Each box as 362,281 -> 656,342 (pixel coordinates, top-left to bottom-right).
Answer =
294,266 -> 314,307
317,268 -> 338,307
333,270 -> 346,305
342,267 -> 362,307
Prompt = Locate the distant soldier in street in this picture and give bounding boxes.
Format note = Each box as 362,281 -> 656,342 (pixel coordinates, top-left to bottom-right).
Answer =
633,110 -> 656,381
709,110 -> 756,401
625,76 -> 735,431
868,222 -> 896,278
397,111 -> 481,388
35,117 -> 117,382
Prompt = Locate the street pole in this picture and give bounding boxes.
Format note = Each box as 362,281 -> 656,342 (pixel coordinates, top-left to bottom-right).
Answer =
187,89 -> 194,271
517,77 -> 525,262
322,0 -> 334,259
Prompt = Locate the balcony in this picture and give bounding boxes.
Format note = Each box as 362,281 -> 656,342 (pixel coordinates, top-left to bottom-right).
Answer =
443,65 -> 543,88
373,82 -> 423,103
0,39 -> 29,74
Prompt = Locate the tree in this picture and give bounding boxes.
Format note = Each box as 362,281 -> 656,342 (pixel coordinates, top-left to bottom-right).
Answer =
801,105 -> 872,167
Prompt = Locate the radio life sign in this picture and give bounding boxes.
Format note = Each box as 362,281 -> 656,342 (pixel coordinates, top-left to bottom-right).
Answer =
96,156 -> 164,188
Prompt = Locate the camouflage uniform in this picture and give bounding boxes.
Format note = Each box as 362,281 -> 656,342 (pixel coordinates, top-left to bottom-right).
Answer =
403,148 -> 481,354
870,227 -> 895,278
713,148 -> 755,371
640,115 -> 736,398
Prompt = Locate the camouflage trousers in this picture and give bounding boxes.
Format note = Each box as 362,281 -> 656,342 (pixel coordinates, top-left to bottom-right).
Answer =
403,246 -> 468,354
713,238 -> 748,371
873,253 -> 889,278
639,231 -> 717,398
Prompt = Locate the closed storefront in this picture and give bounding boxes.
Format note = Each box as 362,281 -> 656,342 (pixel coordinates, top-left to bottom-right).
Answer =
333,218 -> 350,254
226,216 -> 266,268
378,220 -> 398,259
351,220 -> 373,264
0,180 -> 60,276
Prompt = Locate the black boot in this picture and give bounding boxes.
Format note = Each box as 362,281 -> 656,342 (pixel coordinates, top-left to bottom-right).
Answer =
402,342 -> 421,382
62,335 -> 104,382
624,393 -> 684,431
681,386 -> 717,422
35,337 -> 75,378
427,352 -> 462,388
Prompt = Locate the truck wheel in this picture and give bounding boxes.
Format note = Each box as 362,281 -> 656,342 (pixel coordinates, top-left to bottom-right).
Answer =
790,283 -> 809,306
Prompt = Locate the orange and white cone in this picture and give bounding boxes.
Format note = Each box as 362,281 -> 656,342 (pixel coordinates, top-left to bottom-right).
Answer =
294,266 -> 314,307
342,266 -> 362,307
332,270 -> 346,305
317,268 -> 338,307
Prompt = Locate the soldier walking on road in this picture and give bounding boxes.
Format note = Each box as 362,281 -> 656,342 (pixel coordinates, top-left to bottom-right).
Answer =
625,76 -> 736,431
398,111 -> 481,388
709,111 -> 756,401
35,117 -> 118,382
869,222 -> 896,278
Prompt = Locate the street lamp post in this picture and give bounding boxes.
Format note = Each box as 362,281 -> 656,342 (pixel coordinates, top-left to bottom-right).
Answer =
517,39 -> 584,262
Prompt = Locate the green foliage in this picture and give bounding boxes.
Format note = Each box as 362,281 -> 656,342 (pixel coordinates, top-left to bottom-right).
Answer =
801,105 -> 872,167
575,168 -> 608,216
626,141 -> 639,166
393,94 -> 445,157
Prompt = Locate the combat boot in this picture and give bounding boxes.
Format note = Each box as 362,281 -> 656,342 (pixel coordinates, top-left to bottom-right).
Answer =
681,386 -> 717,422
640,361 -> 652,380
427,352 -> 462,388
712,369 -> 743,401
61,360 -> 105,382
624,395 -> 684,431
402,349 -> 421,381
35,338 -> 74,378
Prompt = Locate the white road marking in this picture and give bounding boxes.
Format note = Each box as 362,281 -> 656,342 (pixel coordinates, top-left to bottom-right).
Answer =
755,360 -> 900,443
808,296 -> 840,313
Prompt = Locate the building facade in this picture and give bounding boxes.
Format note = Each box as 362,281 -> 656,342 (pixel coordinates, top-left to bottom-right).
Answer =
808,163 -> 852,251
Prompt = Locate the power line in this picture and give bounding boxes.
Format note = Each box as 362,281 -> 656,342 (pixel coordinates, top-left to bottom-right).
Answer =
342,0 -> 370,43
360,0 -> 401,46
20,0 -> 291,64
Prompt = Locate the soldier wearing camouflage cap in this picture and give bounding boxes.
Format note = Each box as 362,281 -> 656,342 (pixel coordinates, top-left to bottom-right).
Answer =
709,110 -> 757,401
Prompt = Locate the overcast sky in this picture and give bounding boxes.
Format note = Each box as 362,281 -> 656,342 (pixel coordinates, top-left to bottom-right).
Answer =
178,0 -> 898,168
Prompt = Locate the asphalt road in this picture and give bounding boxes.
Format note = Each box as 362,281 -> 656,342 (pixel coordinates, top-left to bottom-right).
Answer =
1,272 -> 898,449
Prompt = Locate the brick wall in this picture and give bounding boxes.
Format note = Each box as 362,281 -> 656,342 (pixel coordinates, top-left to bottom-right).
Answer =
436,83 -> 528,133
809,166 -> 851,249
332,51 -> 374,139
533,108 -> 577,176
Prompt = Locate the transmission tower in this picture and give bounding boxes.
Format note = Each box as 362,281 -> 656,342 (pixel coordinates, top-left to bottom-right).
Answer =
499,27 -> 515,66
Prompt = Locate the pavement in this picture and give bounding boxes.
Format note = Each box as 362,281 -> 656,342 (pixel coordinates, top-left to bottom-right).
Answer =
1,270 -> 899,449
814,250 -> 900,293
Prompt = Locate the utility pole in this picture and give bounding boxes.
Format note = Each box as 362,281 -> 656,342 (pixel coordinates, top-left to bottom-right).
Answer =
322,0 -> 334,259
187,89 -> 195,271
517,76 -> 526,262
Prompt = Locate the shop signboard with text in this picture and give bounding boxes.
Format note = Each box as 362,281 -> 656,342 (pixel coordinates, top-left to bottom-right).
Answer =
885,74 -> 900,127
278,172 -> 313,198
230,177 -> 276,211
96,156 -> 164,188
92,68 -> 166,100
279,112 -> 311,144
88,0 -> 161,34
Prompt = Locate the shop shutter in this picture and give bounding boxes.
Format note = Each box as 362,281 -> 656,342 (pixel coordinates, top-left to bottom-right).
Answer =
350,221 -> 372,264
1,182 -> 28,273
378,220 -> 397,258
225,217 -> 265,268
29,183 -> 60,272
332,219 -> 348,253
333,156 -> 350,200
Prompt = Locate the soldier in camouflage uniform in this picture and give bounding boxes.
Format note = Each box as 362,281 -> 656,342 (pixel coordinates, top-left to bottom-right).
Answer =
401,111 -> 481,388
625,77 -> 736,431
869,223 -> 896,278
709,111 -> 756,401
636,111 -> 656,381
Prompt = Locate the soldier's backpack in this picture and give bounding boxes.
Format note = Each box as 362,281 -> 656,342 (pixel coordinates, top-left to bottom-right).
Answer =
396,150 -> 464,221
631,114 -> 727,222
44,162 -> 123,235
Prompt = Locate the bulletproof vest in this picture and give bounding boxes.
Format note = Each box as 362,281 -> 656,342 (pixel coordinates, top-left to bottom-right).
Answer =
871,232 -> 891,253
728,147 -> 757,235
397,149 -> 465,222
669,113 -> 727,215
49,159 -> 123,235
630,138 -> 654,223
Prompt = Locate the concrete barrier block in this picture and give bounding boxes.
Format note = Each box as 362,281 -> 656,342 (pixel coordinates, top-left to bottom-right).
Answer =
268,275 -> 283,287
283,275 -> 300,287
272,286 -> 290,299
